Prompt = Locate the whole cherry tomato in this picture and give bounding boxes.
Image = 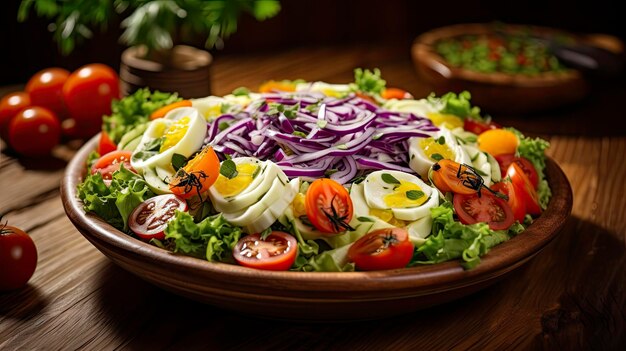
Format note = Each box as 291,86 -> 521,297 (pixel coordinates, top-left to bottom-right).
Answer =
25,67 -> 70,118
9,107 -> 61,157
0,92 -> 31,142
0,221 -> 37,291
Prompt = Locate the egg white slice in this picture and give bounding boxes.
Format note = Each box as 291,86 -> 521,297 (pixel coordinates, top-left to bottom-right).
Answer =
221,175 -> 286,227
131,106 -> 206,172
363,170 -> 433,210
209,158 -> 280,213
408,126 -> 472,179
244,178 -> 300,234
406,216 -> 433,247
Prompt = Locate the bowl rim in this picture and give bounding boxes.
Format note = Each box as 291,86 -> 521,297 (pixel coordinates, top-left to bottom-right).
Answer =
61,135 -> 573,295
412,22 -> 584,87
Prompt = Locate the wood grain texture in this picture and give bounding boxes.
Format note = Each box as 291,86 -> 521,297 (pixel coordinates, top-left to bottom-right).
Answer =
1,44 -> 625,350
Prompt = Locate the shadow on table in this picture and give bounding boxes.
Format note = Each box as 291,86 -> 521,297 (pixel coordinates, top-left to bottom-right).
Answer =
92,216 -> 625,351
0,284 -> 49,321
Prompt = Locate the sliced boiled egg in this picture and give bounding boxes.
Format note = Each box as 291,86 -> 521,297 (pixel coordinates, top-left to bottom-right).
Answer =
131,106 -> 206,173
296,82 -> 351,98
408,125 -> 472,179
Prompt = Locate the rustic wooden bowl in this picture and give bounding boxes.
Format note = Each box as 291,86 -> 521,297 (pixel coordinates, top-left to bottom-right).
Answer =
61,136 -> 573,321
412,23 -> 589,114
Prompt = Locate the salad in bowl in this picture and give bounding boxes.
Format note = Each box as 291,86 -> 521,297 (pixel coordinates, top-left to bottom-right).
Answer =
77,69 -> 551,272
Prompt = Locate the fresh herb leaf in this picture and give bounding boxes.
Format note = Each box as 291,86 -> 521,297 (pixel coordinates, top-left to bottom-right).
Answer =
357,216 -> 374,222
431,153 -> 444,161
351,68 -> 386,95
293,131 -> 307,138
406,190 -> 425,200
171,153 -> 187,171
220,159 -> 238,179
381,173 -> 401,185
252,165 -> 261,179
260,227 -> 272,240
325,168 -> 339,176
218,121 -> 230,131
232,87 -> 250,96
437,136 -> 446,145
143,137 -> 164,152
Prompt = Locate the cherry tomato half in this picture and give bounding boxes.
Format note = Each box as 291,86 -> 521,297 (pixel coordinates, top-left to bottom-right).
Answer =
0,222 -> 37,291
150,100 -> 191,120
9,107 -> 61,157
491,180 -> 526,223
128,194 -> 188,241
381,88 -> 413,100
169,146 -> 220,199
25,67 -> 70,118
495,154 -> 539,189
430,159 -> 480,195
97,131 -> 117,156
348,228 -> 414,271
233,232 -> 298,271
63,63 -> 120,138
0,91 -> 31,142
507,163 -> 542,215
305,178 -> 354,233
453,192 -> 515,231
463,118 -> 500,135
91,150 -> 134,180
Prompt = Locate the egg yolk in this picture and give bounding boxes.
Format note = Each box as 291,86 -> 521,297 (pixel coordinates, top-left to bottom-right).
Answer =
160,116 -> 191,152
426,113 -> 464,129
321,88 -> 343,98
203,105 -> 222,120
477,129 -> 519,156
369,209 -> 406,227
383,180 -> 428,208
419,137 -> 455,162
292,193 -> 307,217
213,163 -> 258,197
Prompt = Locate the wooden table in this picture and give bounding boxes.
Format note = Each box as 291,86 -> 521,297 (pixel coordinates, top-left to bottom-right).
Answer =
1,45 -> 625,350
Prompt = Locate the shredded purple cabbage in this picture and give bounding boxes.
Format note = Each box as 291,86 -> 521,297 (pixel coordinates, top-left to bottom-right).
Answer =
205,92 -> 438,184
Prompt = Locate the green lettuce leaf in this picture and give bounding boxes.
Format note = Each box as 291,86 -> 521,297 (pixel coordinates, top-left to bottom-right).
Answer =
413,201 -> 524,269
164,211 -> 242,262
350,68 -> 386,95
429,91 -> 482,120
508,128 -> 552,209
103,88 -> 181,143
77,165 -> 153,231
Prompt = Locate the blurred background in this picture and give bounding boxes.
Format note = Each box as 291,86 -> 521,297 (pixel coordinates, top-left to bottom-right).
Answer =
2,0 -> 624,85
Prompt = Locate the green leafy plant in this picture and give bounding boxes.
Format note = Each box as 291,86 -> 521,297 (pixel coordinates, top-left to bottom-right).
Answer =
18,0 -> 281,55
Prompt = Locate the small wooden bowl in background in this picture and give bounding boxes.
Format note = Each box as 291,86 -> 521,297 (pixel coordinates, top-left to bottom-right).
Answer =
61,136 -> 573,321
412,23 -> 592,114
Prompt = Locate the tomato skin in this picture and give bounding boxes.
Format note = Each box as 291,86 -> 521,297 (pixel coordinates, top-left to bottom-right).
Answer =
305,178 -> 354,233
97,131 -> 117,156
0,91 -> 31,142
507,163 -> 542,215
0,225 -> 37,291
25,67 -> 70,118
91,150 -> 134,180
9,107 -> 61,157
381,88 -> 413,100
150,100 -> 191,120
63,64 -> 120,138
431,160 -> 479,195
169,147 -> 220,199
233,232 -> 298,271
128,195 -> 188,240
348,228 -> 414,271
453,192 -> 515,231
491,181 -> 526,223
496,154 -> 539,189
463,118 -> 500,135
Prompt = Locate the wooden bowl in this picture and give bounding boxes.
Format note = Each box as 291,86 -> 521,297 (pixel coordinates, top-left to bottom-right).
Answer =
412,23 -> 589,114
61,136 -> 573,321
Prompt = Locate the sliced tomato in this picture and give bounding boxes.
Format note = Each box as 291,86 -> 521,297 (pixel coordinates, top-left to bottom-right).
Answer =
305,178 -> 354,233
381,88 -> 413,100
91,150 -> 134,180
169,146 -> 220,199
97,131 -> 117,156
463,117 -> 500,135
233,232 -> 298,271
431,159 -> 481,195
348,228 -> 414,271
149,100 -> 191,120
507,163 -> 542,215
128,195 -> 188,240
491,181 -> 525,223
496,154 -> 539,189
453,192 -> 515,230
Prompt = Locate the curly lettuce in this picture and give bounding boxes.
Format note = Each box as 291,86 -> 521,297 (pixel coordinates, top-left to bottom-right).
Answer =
412,201 -> 525,269
103,88 -> 181,143
77,165 -> 154,231
164,211 -> 242,262
428,91 -> 483,120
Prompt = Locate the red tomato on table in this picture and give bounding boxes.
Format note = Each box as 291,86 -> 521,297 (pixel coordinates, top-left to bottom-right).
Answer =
0,222 -> 37,291
62,64 -> 120,138
9,107 -> 60,157
0,91 -> 31,142
25,67 -> 70,118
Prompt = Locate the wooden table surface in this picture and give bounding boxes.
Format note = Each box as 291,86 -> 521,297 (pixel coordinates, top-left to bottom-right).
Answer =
1,45 -> 625,350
